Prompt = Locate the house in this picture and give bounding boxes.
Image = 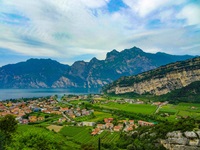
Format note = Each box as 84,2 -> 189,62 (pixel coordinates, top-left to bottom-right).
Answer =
124,126 -> 134,132
21,119 -> 29,124
58,117 -> 66,123
6,102 -> 12,107
51,111 -> 61,115
37,116 -> 45,121
75,112 -> 81,117
97,124 -> 105,129
0,111 -> 10,117
138,120 -> 154,126
17,112 -> 25,117
91,128 -> 100,136
152,102 -> 161,106
24,108 -> 32,114
129,120 -> 134,125
69,114 -> 76,119
0,103 -> 6,110
105,123 -> 114,129
104,118 -> 113,123
123,120 -> 128,125
82,122 -> 95,127
29,116 -> 37,122
32,108 -> 41,112
42,109 -> 51,114
114,125 -> 123,132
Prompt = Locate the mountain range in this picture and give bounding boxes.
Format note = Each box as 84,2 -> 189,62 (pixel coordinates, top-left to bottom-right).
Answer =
0,46 -> 195,89
103,56 -> 200,96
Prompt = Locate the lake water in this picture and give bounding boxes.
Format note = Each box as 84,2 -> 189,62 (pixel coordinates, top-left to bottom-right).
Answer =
0,88 -> 100,101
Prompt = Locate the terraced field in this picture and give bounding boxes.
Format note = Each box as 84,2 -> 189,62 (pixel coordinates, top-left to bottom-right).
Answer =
59,126 -> 120,145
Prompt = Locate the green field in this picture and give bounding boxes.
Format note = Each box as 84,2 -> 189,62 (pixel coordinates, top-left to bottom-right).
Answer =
158,103 -> 200,118
17,125 -> 80,149
59,126 -> 120,145
95,102 -> 157,114
159,104 -> 178,115
88,111 -> 113,122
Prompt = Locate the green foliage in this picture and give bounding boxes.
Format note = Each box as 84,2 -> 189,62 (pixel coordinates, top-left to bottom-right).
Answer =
159,81 -> 200,103
81,144 -> 96,150
0,115 -> 18,150
0,131 -> 6,150
7,126 -> 75,150
0,115 -> 18,136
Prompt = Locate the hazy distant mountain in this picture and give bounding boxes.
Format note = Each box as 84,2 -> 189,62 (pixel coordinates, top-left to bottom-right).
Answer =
103,57 -> 200,96
0,46 -> 195,89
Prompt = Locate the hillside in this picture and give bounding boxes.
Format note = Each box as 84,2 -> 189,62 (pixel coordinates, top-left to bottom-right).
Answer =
0,46 -> 195,89
103,57 -> 200,95
159,81 -> 200,103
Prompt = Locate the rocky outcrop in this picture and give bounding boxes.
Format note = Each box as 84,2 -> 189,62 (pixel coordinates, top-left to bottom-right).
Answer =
105,57 -> 200,95
161,131 -> 200,150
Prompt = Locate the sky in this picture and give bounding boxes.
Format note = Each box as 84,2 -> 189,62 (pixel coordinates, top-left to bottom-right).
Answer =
0,0 -> 200,67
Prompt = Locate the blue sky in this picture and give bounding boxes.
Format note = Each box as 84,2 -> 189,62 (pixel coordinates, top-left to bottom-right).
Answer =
0,0 -> 200,66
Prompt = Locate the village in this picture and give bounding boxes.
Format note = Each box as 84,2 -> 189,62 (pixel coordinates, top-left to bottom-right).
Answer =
0,94 -> 169,136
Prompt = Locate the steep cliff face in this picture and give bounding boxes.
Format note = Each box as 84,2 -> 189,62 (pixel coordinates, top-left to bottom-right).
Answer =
105,57 -> 200,95
161,131 -> 200,150
0,47 -> 195,89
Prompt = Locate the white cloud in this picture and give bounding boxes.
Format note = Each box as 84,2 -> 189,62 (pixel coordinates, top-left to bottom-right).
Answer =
127,27 -> 200,55
123,0 -> 166,17
0,0 -> 133,59
176,4 -> 200,25
80,0 -> 110,8
122,0 -> 187,17
0,0 -> 199,67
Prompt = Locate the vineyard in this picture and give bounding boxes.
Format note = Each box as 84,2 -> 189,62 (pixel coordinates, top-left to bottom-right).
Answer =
59,126 -> 120,145
159,103 -> 200,117
96,102 -> 157,114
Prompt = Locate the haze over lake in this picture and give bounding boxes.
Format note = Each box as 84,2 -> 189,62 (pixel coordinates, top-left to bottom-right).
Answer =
0,88 -> 100,101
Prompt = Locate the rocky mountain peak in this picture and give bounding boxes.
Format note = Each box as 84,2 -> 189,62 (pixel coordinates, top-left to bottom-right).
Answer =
90,57 -> 99,64
71,60 -> 87,67
123,46 -> 144,54
106,49 -> 119,61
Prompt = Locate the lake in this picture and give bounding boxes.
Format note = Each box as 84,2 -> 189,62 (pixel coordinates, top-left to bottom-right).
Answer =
0,88 -> 100,101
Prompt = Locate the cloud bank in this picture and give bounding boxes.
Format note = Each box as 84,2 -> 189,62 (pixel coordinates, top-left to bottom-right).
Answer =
0,0 -> 200,66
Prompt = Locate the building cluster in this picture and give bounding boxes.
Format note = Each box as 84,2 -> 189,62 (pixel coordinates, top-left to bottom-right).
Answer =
0,95 -> 156,134
0,97 -> 95,125
92,99 -> 144,105
89,118 -> 154,135
76,118 -> 155,135
64,107 -> 94,119
152,101 -> 168,106
0,98 -> 60,124
0,101 -> 31,119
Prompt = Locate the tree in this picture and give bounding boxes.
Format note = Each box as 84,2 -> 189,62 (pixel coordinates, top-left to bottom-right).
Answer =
0,115 -> 18,137
0,131 -> 6,150
7,128 -> 68,150
0,115 -> 18,149
81,144 -> 96,150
